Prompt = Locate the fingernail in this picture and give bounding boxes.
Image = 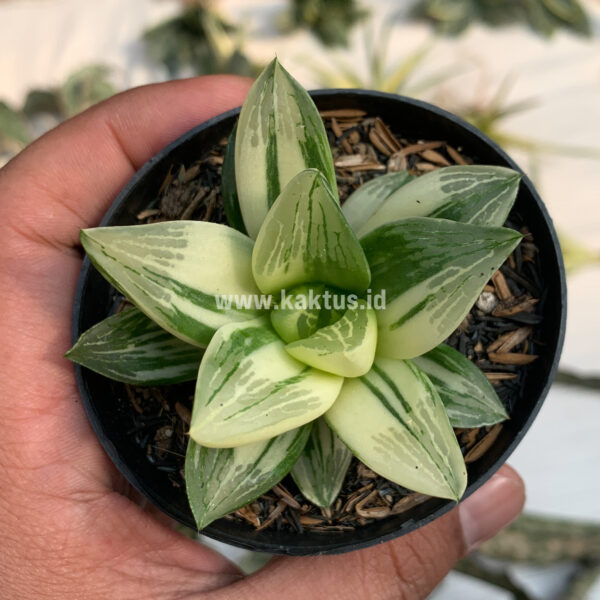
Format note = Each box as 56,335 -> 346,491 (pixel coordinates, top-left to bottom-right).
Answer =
458,466 -> 525,553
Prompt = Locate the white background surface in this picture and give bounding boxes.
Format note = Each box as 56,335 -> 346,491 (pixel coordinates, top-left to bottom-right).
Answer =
1,1 -> 598,597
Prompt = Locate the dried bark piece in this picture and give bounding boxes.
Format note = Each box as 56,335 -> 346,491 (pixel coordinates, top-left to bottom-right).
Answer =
137,208 -> 161,220
374,118 -> 401,152
320,109 -> 367,118
273,484 -> 301,510
492,271 -> 513,301
414,162 -> 439,172
464,425 -> 503,463
387,151 -> 408,172
420,149 -> 451,166
391,493 -> 429,514
235,505 -> 260,528
484,372 -> 518,382
399,141 -> 443,155
495,327 -> 532,354
369,128 -> 392,156
446,145 -> 469,165
488,352 -> 539,365
174,401 -> 191,425
256,500 -> 288,531
493,297 -> 539,317
330,117 -> 343,138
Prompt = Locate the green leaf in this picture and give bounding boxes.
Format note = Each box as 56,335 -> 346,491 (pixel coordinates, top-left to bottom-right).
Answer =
252,169 -> 371,295
186,425 -> 311,529
80,221 -> 263,348
326,358 -> 467,501
60,65 -> 115,117
235,58 -> 337,239
412,344 -> 508,427
189,317 -> 344,448
358,166 -> 521,236
291,418 -> 352,507
342,171 -> 414,232
66,307 -> 203,386
361,218 -> 522,359
222,123 -> 248,235
270,283 -> 344,343
285,299 -> 377,377
541,0 -> 591,34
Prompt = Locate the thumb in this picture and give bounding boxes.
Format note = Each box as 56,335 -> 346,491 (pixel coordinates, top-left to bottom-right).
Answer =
210,464 -> 525,600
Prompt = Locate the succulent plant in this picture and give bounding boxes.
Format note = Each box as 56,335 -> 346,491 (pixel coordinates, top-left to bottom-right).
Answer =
67,58 -> 524,529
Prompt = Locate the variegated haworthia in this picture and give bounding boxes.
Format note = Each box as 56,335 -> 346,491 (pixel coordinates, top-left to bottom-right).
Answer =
186,425 -> 311,529
252,169 -> 371,295
291,418 -> 352,508
342,170 -> 415,232
285,300 -> 377,377
66,306 -> 203,385
69,58 -> 529,531
362,217 -> 522,359
356,165 -> 522,236
81,221 -> 263,347
326,358 -> 467,501
412,344 -> 508,428
235,58 -> 337,239
189,317 -> 344,448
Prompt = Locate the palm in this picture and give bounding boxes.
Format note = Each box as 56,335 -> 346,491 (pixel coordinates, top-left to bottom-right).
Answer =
0,76 -> 524,600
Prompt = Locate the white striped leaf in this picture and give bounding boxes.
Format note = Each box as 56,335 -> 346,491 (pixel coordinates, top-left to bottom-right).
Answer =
235,58 -> 337,239
270,283 -> 344,343
361,218 -> 522,359
326,358 -> 467,501
252,169 -> 371,295
186,425 -> 311,529
66,307 -> 203,385
291,418 -> 352,508
189,317 -> 343,448
342,170 -> 414,232
285,300 -> 377,377
412,343 -> 509,428
80,221 -> 263,348
358,166 -> 522,236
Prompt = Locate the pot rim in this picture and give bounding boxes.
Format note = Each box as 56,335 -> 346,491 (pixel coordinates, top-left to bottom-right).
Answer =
72,89 -> 567,555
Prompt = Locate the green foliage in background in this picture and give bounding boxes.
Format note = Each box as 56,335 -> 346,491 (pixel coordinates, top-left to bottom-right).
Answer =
143,3 -> 259,78
279,0 -> 368,47
0,65 -> 116,160
411,0 -> 592,37
308,28 -> 463,95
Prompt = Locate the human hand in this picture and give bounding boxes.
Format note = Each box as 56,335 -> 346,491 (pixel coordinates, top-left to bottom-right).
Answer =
0,76 -> 525,600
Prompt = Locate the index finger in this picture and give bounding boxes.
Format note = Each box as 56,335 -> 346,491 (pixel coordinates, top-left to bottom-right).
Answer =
0,75 -> 252,252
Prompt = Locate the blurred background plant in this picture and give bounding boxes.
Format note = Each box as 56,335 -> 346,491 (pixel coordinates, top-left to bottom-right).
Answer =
278,0 -> 368,47
410,0 -> 592,37
143,0 -> 258,77
0,0 -> 599,597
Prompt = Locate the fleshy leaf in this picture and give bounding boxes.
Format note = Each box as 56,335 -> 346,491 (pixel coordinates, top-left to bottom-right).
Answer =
285,299 -> 377,377
186,425 -> 311,529
325,358 -> 467,501
361,217 -> 522,359
66,307 -> 203,385
235,58 -> 337,239
291,418 -> 352,508
412,344 -> 509,428
270,283 -> 343,344
80,221 -> 262,347
342,170 -> 414,232
189,317 -> 343,447
358,166 -> 521,236
252,169 -> 371,295
222,123 -> 248,235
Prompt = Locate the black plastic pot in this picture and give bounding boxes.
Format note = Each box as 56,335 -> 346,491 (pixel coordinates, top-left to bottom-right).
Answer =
72,90 -> 566,556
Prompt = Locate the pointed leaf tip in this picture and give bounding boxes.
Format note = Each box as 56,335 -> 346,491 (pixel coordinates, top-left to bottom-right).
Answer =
235,59 -> 337,239
252,169 -> 371,295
